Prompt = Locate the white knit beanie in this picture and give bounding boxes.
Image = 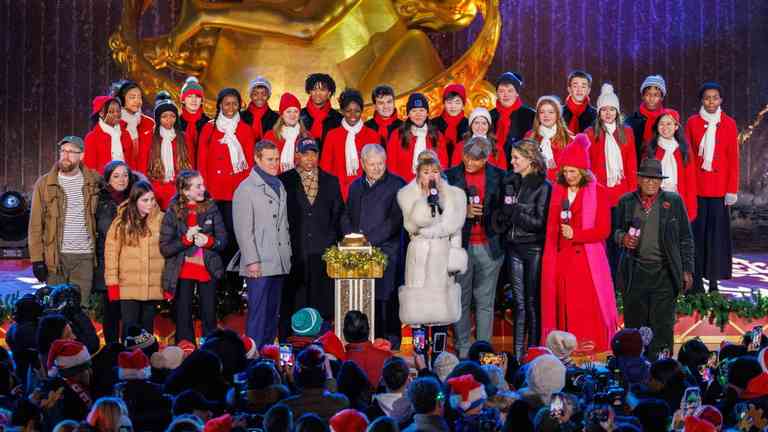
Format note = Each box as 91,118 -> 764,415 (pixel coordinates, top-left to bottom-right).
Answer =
525,354 -> 566,404
536,95 -> 563,117
596,83 -> 621,113
434,351 -> 460,382
468,107 -> 492,128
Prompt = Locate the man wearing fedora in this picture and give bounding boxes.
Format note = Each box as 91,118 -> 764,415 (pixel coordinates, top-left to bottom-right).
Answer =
612,158 -> 695,359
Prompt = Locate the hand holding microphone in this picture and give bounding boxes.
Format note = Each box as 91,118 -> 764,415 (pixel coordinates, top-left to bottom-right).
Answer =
427,179 -> 442,217
623,217 -> 642,250
502,184 -> 517,215
559,198 -> 574,239
467,185 -> 482,223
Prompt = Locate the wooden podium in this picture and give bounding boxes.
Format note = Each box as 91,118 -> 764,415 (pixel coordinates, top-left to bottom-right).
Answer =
324,234 -> 386,343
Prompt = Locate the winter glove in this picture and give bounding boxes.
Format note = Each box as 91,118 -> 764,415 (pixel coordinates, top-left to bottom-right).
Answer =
32,261 -> 48,282
107,285 -> 120,302
194,233 -> 210,248
725,193 -> 738,206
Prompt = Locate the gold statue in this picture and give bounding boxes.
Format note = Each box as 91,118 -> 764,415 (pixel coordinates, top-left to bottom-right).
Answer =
109,0 -> 500,116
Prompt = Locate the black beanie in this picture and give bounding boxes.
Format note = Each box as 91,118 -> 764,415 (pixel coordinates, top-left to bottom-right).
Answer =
154,91 -> 179,125
496,71 -> 524,92
406,93 -> 429,113
728,356 -> 763,390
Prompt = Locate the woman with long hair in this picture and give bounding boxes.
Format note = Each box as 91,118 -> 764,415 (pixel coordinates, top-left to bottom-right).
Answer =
160,170 -> 227,344
491,139 -> 551,359
83,95 -> 127,174
646,109 -> 698,221
115,80 -> 155,174
147,92 -> 193,210
86,397 -> 130,432
105,180 -> 165,335
524,96 -> 573,181
386,93 -> 448,182
541,134 -> 618,354
264,92 -> 309,173
450,108 -> 500,168
94,160 -> 139,344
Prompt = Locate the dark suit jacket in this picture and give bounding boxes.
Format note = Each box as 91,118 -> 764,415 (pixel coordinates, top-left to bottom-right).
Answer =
563,104 -> 597,133
490,105 -> 536,163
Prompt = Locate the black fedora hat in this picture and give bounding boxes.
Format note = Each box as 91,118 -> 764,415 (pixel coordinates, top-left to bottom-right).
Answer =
637,158 -> 668,179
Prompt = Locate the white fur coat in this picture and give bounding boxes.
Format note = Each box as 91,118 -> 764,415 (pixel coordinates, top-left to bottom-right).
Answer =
396,178 -> 467,326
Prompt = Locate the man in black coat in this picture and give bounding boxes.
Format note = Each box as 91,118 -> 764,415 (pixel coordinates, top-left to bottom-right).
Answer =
340,143 -> 405,345
279,138 -> 344,337
489,72 -> 536,163
613,158 -> 694,359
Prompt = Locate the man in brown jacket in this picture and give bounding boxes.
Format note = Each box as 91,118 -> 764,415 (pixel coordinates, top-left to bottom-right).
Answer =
28,136 -> 100,305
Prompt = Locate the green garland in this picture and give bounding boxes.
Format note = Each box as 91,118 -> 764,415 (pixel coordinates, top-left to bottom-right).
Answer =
321,246 -> 388,269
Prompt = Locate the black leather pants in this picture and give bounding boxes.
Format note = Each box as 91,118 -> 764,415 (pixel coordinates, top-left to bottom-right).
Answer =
506,243 -> 543,360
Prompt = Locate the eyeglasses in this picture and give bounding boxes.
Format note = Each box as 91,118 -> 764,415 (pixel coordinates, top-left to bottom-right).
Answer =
59,149 -> 83,155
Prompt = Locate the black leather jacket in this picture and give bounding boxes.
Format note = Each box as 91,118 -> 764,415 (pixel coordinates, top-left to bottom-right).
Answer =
491,171 -> 551,245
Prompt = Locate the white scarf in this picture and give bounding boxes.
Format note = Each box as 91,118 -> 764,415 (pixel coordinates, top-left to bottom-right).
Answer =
538,125 -> 557,169
698,106 -> 721,172
98,118 -> 124,161
121,108 -> 141,141
279,123 -> 301,172
215,113 -> 248,174
658,137 -> 679,192
159,127 -> 176,182
410,123 -> 429,174
603,122 -> 624,187
341,119 -> 363,177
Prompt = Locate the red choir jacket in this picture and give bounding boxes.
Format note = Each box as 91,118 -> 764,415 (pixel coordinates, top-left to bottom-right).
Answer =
83,125 -> 132,174
684,113 -> 740,197
149,137 -> 188,210
524,130 -> 571,182
653,146 -> 698,221
120,114 -> 155,174
385,129 -> 448,182
585,127 -> 638,207
319,125 -> 380,201
197,120 -> 255,201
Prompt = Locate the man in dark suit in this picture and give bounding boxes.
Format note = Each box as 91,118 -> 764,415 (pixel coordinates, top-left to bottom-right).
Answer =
279,137 -> 345,337
341,143 -> 406,346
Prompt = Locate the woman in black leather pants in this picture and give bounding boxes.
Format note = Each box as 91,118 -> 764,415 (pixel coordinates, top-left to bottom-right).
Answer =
492,139 -> 552,359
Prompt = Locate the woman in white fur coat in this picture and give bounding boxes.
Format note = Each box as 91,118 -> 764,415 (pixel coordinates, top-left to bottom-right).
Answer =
397,150 -> 468,326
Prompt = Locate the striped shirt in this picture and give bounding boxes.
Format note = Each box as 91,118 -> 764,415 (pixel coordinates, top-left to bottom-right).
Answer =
58,171 -> 94,253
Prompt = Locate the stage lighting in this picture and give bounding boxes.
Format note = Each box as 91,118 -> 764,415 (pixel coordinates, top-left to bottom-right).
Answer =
0,190 -> 30,258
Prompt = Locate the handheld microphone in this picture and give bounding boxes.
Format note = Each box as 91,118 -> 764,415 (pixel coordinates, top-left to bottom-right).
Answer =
468,185 -> 480,224
504,184 -> 517,205
428,180 -> 442,217
560,198 -> 571,224
628,217 -> 642,238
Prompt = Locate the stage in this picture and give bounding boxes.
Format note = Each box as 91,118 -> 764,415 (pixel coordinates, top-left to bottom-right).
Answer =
2,254 -> 768,353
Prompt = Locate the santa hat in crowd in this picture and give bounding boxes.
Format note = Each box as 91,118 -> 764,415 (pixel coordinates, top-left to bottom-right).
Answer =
316,331 -> 347,361
118,349 -> 151,380
180,76 -> 204,101
683,415 -> 716,432
329,408 -> 370,432
536,95 -> 563,117
47,339 -> 91,378
596,83 -> 621,113
557,133 -> 591,170
279,92 -> 301,115
241,335 -> 258,360
151,345 -> 185,370
443,83 -> 467,104
522,346 -> 552,365
260,344 -> 281,363
694,405 -> 723,430
204,414 -> 232,432
447,374 -> 487,413
546,331 -> 578,363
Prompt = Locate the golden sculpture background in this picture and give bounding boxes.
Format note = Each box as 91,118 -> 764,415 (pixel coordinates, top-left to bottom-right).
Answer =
108,0 -> 501,116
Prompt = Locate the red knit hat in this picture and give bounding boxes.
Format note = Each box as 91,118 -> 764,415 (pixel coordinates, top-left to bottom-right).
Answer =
684,415 -> 716,432
443,83 -> 467,104
447,373 -> 487,412
204,414 -> 232,432
180,76 -> 204,100
279,92 -> 301,115
118,349 -> 151,380
695,405 -> 723,429
661,108 -> 681,124
557,133 -> 591,170
316,331 -> 347,361
177,340 -> 197,358
47,339 -> 91,377
522,346 -> 552,364
241,334 -> 258,360
329,409 -> 369,432
260,344 -> 281,363
92,95 -> 119,116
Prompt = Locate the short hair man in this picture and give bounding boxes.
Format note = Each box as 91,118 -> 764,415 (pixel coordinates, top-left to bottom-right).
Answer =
403,377 -> 449,432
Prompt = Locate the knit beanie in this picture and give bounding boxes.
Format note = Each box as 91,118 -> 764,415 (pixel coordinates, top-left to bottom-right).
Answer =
611,328 -> 644,358
443,83 -> 467,104
496,71 -> 524,92
180,76 -> 204,100
249,76 -> 272,97
154,91 -> 179,125
596,83 -> 621,113
47,339 -> 91,378
698,81 -> 723,99
150,345 -> 185,370
118,349 -> 151,380
522,346 -> 552,365
316,330 -> 347,361
329,408 -> 369,432
291,307 -> 323,337
695,405 -> 723,430
536,95 -> 563,117
447,373 -> 488,412
525,354 -> 566,403
640,74 -> 667,97
468,107 -> 492,128
557,133 -> 591,170
241,335 -> 258,360
434,351 -> 460,382
279,92 -> 301,115
546,331 -> 578,363
259,344 -> 281,364
406,93 -> 429,112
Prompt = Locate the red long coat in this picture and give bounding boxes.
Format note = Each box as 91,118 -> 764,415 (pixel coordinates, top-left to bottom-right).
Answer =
83,125 -> 132,174
652,147 -> 698,221
120,114 -> 155,174
684,113 -> 740,197
541,182 -> 615,354
524,130 -> 571,182
148,137 -> 188,210
197,121 -> 255,201
319,125 -> 379,201
385,129 -> 448,182
585,127 -> 638,207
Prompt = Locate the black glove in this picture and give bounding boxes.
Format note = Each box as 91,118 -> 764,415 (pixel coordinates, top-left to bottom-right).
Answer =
32,261 -> 48,282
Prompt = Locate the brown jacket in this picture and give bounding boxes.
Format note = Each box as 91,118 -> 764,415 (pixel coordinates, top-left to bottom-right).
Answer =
28,164 -> 100,271
104,206 -> 166,301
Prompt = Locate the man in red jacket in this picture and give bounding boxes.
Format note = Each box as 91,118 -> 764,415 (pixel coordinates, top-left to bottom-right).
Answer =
685,82 -> 740,293
343,311 -> 392,389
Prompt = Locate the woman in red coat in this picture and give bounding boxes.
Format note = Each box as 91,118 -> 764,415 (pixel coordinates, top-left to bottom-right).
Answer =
263,92 -> 309,174
84,95 -> 128,174
116,80 -> 155,174
320,89 -> 379,200
524,96 -> 573,182
386,93 -> 448,182
646,109 -> 698,221
586,84 -> 638,208
178,76 -> 210,167
541,134 -> 618,355
146,92 -> 193,209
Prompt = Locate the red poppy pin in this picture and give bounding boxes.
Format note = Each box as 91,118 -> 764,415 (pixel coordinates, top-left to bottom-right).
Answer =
663,201 -> 671,209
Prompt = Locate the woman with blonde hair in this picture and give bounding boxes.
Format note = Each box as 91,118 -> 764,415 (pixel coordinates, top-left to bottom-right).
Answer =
86,397 -> 129,432
492,138 -> 552,358
524,96 -> 574,181
263,92 -> 310,173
